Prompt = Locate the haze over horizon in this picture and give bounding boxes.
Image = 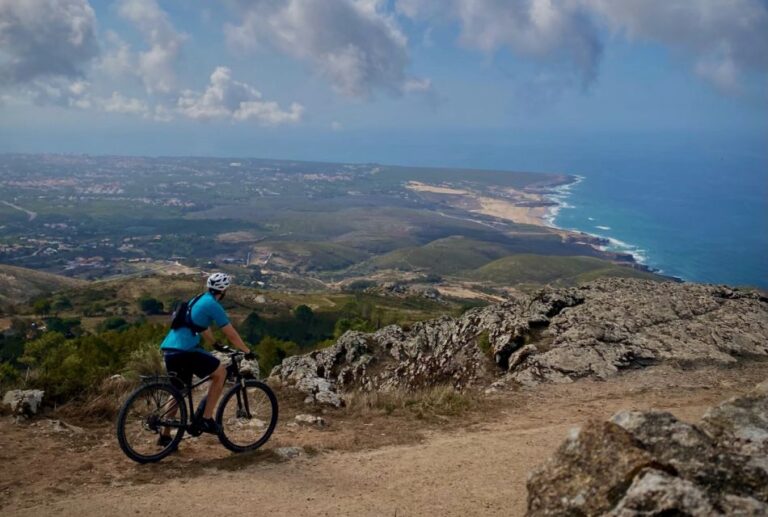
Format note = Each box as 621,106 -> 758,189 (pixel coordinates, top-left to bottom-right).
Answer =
1,0 -> 766,165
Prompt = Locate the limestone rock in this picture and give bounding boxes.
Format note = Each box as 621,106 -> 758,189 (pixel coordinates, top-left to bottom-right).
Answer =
274,446 -> 303,460
508,279 -> 768,386
526,421 -> 661,516
3,389 -> 44,416
271,278 -> 768,398
295,414 -> 326,427
606,469 -> 717,516
527,383 -> 768,515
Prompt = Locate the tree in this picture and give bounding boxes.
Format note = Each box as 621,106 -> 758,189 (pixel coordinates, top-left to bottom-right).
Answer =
51,296 -> 72,313
32,298 -> 52,315
99,317 -> 129,332
138,296 -> 164,315
44,317 -> 81,337
293,304 -> 314,324
239,312 -> 267,344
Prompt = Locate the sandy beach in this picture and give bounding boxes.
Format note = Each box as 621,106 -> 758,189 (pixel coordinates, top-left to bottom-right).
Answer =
406,181 -> 557,227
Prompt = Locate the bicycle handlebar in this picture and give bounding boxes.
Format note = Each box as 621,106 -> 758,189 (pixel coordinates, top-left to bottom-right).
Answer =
213,342 -> 240,355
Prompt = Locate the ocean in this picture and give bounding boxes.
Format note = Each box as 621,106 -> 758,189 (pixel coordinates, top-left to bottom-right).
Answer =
536,133 -> 768,288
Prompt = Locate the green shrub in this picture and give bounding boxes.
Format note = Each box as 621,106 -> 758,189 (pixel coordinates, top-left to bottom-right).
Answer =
44,317 -> 81,336
20,323 -> 166,401
99,317 -> 130,332
51,296 -> 72,312
254,336 -> 298,376
21,332 -> 115,399
138,296 -> 164,315
476,330 -> 491,354
0,361 -> 20,387
123,342 -> 164,380
333,317 -> 375,338
32,298 -> 51,315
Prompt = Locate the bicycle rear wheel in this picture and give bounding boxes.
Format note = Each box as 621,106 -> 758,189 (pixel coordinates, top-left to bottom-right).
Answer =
216,380 -> 278,453
116,382 -> 187,463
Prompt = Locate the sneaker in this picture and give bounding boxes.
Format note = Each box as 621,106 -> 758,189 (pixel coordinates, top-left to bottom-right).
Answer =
157,434 -> 178,451
198,417 -> 220,435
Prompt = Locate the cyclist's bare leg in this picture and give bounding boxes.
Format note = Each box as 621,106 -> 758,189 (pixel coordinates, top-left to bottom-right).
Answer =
203,365 -> 227,419
161,398 -> 179,438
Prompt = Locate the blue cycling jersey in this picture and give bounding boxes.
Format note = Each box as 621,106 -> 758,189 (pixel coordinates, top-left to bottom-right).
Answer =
160,292 -> 230,352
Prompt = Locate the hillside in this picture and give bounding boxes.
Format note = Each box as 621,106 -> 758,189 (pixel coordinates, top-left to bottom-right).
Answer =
466,254 -> 663,286
0,265 -> 85,306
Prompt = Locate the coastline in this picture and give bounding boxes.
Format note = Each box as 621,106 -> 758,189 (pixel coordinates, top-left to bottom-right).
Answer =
405,176 -> 666,277
542,176 -> 680,280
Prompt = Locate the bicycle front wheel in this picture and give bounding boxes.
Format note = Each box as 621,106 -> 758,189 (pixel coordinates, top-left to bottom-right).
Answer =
216,380 -> 278,453
116,382 -> 187,463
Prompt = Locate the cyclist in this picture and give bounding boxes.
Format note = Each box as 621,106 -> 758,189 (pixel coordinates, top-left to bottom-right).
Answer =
157,272 -> 253,445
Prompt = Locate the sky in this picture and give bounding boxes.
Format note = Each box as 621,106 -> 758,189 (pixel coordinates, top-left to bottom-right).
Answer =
0,0 -> 766,165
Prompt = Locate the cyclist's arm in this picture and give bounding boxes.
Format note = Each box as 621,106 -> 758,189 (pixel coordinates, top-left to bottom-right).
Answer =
220,323 -> 250,353
201,328 -> 216,346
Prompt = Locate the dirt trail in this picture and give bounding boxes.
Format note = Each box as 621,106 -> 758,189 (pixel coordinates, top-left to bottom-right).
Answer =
3,363 -> 766,516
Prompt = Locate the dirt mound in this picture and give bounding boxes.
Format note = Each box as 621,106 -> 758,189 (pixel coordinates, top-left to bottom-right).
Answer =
271,278 -> 768,405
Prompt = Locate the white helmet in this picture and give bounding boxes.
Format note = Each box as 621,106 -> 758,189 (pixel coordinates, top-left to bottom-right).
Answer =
207,272 -> 232,292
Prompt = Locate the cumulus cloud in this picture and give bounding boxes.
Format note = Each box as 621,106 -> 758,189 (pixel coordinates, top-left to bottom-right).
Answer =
99,31 -> 135,78
117,0 -> 186,94
225,0 -> 426,98
0,0 -> 98,84
177,66 -> 304,124
398,0 -> 603,87
584,0 -> 768,93
20,78 -> 92,109
397,0 -> 768,92
100,91 -> 150,116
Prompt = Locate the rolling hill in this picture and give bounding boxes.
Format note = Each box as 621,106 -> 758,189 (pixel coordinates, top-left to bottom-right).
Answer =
0,264 -> 86,306
465,254 -> 664,286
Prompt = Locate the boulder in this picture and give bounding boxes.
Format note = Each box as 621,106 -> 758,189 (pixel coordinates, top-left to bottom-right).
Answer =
3,389 -> 44,416
527,383 -> 768,515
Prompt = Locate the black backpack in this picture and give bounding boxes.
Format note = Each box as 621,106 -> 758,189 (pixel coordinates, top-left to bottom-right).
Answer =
170,294 -> 208,335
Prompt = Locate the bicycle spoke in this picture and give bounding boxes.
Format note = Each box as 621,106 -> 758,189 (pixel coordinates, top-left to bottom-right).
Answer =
117,383 -> 186,462
217,382 -> 277,452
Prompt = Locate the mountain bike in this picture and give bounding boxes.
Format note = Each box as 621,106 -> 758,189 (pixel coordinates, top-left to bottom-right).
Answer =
116,344 -> 278,463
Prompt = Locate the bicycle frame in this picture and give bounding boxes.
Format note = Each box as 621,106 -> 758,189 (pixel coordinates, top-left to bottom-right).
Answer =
146,351 -> 251,432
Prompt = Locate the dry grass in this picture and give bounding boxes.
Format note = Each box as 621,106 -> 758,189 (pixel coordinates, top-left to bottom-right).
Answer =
57,375 -> 138,421
344,385 -> 477,420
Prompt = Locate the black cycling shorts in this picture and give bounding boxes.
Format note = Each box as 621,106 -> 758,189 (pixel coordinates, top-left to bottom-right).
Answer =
163,350 -> 220,389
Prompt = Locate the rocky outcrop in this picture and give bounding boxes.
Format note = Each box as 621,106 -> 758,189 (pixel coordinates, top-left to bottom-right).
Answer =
3,389 -> 44,416
506,279 -> 768,387
270,278 -> 768,405
527,382 -> 768,516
